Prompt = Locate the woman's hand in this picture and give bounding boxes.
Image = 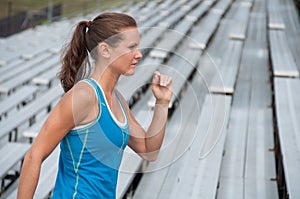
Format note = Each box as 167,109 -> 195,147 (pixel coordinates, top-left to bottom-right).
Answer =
151,71 -> 172,105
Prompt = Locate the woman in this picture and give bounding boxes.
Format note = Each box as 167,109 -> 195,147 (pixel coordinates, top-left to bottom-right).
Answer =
17,12 -> 172,198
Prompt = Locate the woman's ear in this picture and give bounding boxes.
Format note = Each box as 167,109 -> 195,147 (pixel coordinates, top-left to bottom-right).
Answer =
98,42 -> 111,58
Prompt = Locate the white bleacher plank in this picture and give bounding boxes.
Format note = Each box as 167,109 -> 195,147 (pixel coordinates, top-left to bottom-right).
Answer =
32,65 -> 60,85
165,95 -> 231,199
126,0 -> 147,16
218,1 -> 277,195
217,82 -> 251,199
149,50 -> 168,59
139,27 -> 165,51
0,59 -> 24,76
274,77 -> 300,199
0,143 -> 31,179
281,0 -> 300,72
127,0 -> 152,15
117,147 -> 143,198
141,0 -> 199,47
135,94 -> 231,199
139,0 -> 184,32
244,178 -> 279,199
157,0 -> 189,28
133,76 -> 202,199
0,85 -> 38,118
22,115 -> 48,143
0,55 -> 60,94
269,31 -> 299,77
149,25 -> 189,59
155,19 -> 194,52
244,109 -> 278,199
150,0 -> 211,59
212,0 -> 233,16
228,2 -> 252,40
267,0 -> 286,30
0,84 -> 63,141
209,40 -> 243,94
154,110 -> 201,199
189,8 -> 222,50
0,28 -> 63,65
186,0 -> 214,23
217,177 -> 243,199
34,147 -> 60,198
197,0 -> 233,47
6,147 -> 60,199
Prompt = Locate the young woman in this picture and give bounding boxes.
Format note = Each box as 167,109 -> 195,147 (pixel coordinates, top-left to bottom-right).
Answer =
17,12 -> 172,198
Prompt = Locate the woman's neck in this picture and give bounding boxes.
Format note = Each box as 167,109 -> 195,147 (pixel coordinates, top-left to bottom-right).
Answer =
90,65 -> 119,95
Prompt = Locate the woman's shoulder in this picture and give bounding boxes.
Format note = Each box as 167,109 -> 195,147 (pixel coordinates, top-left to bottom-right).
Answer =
64,81 -> 97,109
73,80 -> 96,98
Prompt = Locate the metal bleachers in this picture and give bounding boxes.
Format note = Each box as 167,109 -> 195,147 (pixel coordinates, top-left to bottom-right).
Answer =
267,0 -> 286,30
282,0 -> 300,72
217,0 -> 278,198
0,85 -> 38,120
149,0 -> 212,59
209,40 -> 243,94
0,143 -> 31,194
134,70 -> 232,198
1,0 -> 300,198
0,52 -> 54,84
274,77 -> 300,199
32,64 -> 60,86
0,54 -> 60,95
269,30 -> 299,78
133,73 -> 206,199
4,146 -> 60,199
189,6 -> 223,50
228,2 -> 252,40
0,84 -> 63,142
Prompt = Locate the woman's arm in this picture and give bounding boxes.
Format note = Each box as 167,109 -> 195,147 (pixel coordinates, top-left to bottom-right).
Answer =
17,83 -> 96,198
121,71 -> 172,161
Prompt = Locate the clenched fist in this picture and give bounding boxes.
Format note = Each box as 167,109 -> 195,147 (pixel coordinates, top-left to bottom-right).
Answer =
151,71 -> 172,105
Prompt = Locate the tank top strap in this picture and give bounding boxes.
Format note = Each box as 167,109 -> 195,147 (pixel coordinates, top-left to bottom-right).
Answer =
81,78 -> 103,107
114,90 -> 128,119
84,78 -> 128,124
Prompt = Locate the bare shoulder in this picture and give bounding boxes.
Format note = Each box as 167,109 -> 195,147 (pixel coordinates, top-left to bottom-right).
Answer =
72,81 -> 96,99
63,81 -> 98,123
71,80 -> 97,108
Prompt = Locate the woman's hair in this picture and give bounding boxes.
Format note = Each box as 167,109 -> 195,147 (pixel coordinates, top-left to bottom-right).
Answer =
58,12 -> 137,92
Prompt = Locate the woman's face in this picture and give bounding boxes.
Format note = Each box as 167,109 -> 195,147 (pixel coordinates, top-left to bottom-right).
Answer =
109,27 -> 143,76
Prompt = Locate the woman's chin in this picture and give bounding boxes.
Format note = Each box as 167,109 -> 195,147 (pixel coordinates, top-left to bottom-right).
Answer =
124,69 -> 135,76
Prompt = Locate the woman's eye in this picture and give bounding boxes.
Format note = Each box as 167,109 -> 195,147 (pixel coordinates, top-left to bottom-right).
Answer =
129,45 -> 138,50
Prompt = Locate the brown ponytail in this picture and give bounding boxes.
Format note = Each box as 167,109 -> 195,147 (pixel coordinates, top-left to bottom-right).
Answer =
58,12 -> 137,92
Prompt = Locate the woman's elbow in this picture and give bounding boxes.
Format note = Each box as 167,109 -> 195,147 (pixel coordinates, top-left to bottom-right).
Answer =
23,148 -> 43,166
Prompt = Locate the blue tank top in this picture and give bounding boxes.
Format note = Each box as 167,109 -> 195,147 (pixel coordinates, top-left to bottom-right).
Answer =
52,78 -> 130,199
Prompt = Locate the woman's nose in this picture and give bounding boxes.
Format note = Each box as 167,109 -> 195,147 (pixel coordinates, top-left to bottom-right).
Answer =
135,49 -> 143,60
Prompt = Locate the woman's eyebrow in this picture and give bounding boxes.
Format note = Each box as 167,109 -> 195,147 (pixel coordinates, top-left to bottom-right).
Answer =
129,42 -> 139,47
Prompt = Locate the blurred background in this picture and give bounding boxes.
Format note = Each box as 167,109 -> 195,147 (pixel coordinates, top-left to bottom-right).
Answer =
0,0 -> 138,37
